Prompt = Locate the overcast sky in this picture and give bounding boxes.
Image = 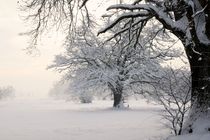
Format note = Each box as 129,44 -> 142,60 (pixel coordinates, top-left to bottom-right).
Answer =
0,1 -> 63,98
0,0 -> 115,98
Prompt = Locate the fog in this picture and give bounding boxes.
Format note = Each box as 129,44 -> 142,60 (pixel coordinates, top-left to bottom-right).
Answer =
0,0 -> 63,98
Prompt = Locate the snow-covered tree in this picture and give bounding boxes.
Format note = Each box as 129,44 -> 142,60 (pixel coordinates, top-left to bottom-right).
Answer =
49,21 -> 177,107
97,0 -> 210,132
103,0 -> 210,131
21,0 -> 210,132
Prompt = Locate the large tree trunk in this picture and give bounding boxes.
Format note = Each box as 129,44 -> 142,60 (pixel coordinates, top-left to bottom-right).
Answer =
182,0 -> 210,113
186,43 -> 210,111
184,42 -> 210,133
180,1 -> 210,133
108,81 -> 124,108
113,93 -> 123,108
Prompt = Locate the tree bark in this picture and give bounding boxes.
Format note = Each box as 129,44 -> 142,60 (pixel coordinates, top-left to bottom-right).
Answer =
108,81 -> 124,108
185,42 -> 210,112
180,42 -> 210,134
181,0 -> 210,112
113,93 -> 123,108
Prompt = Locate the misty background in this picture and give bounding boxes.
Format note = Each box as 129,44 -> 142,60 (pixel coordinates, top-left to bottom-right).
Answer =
0,0 -> 63,98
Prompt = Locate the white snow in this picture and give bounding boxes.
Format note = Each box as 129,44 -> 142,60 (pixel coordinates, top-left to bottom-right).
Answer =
198,57 -> 202,61
0,98 -> 168,140
1,98 -> 209,140
169,134 -> 210,140
168,108 -> 210,140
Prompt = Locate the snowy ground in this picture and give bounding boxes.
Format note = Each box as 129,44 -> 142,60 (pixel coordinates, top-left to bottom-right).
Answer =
0,98 -> 169,140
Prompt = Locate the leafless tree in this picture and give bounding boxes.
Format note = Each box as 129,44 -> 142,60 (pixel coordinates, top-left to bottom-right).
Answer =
49,22 -> 175,108
155,68 -> 191,135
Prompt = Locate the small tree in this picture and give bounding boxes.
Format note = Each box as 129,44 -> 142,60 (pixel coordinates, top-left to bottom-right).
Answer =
152,67 -> 191,135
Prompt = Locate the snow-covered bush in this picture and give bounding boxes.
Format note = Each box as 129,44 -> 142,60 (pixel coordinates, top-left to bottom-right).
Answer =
0,86 -> 15,100
49,80 -> 93,103
49,80 -> 72,101
78,92 -> 93,103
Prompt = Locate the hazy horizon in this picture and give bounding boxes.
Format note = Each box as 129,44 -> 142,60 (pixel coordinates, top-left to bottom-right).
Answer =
0,0 -> 63,98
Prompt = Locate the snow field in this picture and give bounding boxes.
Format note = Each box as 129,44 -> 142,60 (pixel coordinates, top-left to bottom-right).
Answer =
0,98 -> 168,140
